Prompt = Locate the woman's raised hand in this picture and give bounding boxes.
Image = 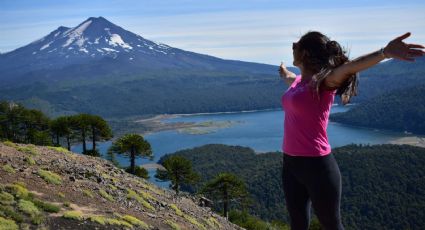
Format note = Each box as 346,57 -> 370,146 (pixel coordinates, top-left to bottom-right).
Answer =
279,62 -> 288,77
384,32 -> 425,62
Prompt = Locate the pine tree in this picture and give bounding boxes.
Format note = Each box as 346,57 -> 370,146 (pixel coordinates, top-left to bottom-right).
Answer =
108,134 -> 152,174
200,172 -> 249,219
155,155 -> 199,195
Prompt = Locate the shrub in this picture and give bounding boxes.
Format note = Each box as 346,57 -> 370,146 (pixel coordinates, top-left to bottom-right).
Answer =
99,189 -> 114,202
165,220 -> 181,230
25,156 -> 36,165
0,192 -> 15,205
122,215 -> 149,229
2,165 -> 15,174
126,189 -> 154,211
16,146 -> 38,155
32,199 -> 60,213
38,169 -> 62,185
63,211 -> 83,220
0,216 -> 19,230
18,200 -> 43,224
6,184 -> 29,199
82,189 -> 94,198
3,141 -> 17,148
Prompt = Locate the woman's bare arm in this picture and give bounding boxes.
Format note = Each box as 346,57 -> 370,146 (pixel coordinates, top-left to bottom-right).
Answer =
279,62 -> 297,86
323,32 -> 425,89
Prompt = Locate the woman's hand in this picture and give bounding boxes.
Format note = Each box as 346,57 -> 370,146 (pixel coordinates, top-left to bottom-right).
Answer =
279,62 -> 289,77
384,32 -> 425,62
278,62 -> 296,86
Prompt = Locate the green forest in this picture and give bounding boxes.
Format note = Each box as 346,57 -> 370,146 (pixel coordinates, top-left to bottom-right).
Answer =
159,143 -> 425,230
331,84 -> 425,134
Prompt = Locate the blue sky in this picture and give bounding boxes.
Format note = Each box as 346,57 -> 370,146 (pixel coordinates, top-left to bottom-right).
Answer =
1,0 -> 424,65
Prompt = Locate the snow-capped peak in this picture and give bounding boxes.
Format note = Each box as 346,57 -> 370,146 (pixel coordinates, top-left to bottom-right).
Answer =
5,16 -> 176,64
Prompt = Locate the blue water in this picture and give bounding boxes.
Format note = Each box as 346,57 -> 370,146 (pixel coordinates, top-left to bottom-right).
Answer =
71,105 -> 410,187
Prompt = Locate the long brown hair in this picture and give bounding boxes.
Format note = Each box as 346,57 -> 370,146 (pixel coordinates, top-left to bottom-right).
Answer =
297,31 -> 358,104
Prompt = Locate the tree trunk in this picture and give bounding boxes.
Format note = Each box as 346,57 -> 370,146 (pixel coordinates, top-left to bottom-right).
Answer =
56,133 -> 60,146
66,134 -> 71,151
91,126 -> 96,151
130,146 -> 135,174
223,187 -> 229,219
82,129 -> 86,154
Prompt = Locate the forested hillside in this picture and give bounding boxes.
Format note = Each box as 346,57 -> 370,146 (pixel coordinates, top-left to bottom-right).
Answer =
331,84 -> 425,134
159,144 -> 425,229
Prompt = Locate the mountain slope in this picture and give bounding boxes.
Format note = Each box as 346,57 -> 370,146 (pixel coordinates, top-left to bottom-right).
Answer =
0,141 -> 242,229
0,17 -> 289,117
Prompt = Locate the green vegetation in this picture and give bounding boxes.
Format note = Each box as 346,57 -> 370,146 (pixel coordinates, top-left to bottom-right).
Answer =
126,165 -> 149,179
183,214 -> 206,230
25,156 -> 36,165
126,189 -> 155,211
2,164 -> 15,174
109,133 -> 153,175
0,182 -> 61,226
16,146 -> 38,155
3,141 -> 17,147
82,189 -> 94,198
122,215 -> 149,229
32,199 -> 60,213
163,143 -> 425,229
155,155 -> 199,195
99,189 -> 114,202
200,172 -> 249,219
6,183 -> 29,199
57,192 -> 65,199
0,101 -> 51,145
18,199 -> 43,224
62,211 -> 83,220
47,146 -> 71,155
0,205 -> 24,223
331,84 -> 425,134
229,210 -> 289,230
0,191 -> 15,205
102,217 -> 133,228
206,216 -> 221,228
0,216 -> 19,230
170,204 -> 183,216
0,101 -> 114,156
165,219 -> 181,230
38,169 -> 62,185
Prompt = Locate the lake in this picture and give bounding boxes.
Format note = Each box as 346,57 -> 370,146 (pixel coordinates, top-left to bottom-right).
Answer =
71,105 -> 411,187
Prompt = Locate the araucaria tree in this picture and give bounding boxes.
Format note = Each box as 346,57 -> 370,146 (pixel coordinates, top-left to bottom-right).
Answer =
108,134 -> 152,174
88,115 -> 112,153
155,155 -> 199,195
200,172 -> 249,219
50,116 -> 73,150
70,114 -> 91,154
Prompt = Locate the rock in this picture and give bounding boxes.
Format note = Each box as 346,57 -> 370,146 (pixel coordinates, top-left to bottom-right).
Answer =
96,177 -> 103,183
69,176 -> 76,182
147,213 -> 157,218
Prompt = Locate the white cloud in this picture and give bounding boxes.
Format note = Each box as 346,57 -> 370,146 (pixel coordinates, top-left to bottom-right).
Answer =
1,4 -> 424,65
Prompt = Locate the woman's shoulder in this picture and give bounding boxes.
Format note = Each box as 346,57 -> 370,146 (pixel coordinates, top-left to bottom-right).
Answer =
290,75 -> 302,87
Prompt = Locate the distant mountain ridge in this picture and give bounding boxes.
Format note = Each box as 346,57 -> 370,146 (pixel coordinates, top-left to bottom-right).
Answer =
0,17 -> 290,117
0,16 -> 280,85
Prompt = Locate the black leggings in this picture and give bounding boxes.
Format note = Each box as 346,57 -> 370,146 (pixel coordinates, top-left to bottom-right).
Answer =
282,153 -> 344,230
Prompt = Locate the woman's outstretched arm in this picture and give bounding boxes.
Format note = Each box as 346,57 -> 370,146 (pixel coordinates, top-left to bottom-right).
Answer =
279,62 -> 297,86
323,32 -> 425,89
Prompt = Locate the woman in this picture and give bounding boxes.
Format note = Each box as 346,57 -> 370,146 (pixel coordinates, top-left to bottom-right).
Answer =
279,31 -> 424,230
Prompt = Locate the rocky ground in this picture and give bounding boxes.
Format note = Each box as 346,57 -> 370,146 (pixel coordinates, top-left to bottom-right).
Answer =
0,141 -> 243,230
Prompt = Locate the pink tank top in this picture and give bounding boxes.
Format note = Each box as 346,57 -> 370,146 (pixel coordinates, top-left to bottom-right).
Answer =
281,75 -> 336,157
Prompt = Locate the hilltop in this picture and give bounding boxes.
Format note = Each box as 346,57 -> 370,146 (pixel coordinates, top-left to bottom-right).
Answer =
0,141 -> 242,230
